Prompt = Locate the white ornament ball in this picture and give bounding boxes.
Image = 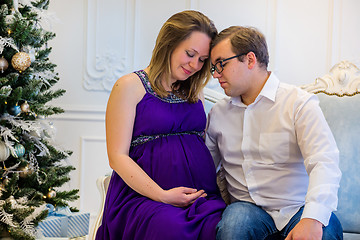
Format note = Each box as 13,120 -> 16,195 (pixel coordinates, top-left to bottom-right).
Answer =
28,49 -> 36,62
0,57 -> 9,73
11,52 -> 31,72
5,14 -> 15,25
0,141 -> 10,162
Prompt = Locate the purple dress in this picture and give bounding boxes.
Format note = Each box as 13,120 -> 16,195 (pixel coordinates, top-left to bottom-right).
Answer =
96,70 -> 226,240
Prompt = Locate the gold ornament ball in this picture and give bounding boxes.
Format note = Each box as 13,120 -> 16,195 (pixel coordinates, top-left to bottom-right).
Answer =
47,190 -> 56,198
0,57 -> 9,73
2,177 -> 10,185
11,52 -> 31,72
20,101 -> 30,113
18,165 -> 33,178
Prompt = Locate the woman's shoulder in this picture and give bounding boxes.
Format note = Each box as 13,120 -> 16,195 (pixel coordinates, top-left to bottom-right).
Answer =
110,71 -> 146,101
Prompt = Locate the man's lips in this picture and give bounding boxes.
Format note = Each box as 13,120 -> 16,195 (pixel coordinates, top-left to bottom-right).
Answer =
219,81 -> 226,87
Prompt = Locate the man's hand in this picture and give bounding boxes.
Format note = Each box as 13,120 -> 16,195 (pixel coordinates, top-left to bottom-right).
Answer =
285,218 -> 323,240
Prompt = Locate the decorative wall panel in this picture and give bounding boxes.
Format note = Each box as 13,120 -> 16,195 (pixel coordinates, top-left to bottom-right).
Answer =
84,0 -> 134,91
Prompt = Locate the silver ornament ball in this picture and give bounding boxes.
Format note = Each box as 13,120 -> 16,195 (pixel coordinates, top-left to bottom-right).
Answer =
0,141 -> 10,162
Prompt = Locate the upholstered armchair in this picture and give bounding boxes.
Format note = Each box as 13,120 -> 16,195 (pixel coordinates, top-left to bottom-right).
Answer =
300,60 -> 360,239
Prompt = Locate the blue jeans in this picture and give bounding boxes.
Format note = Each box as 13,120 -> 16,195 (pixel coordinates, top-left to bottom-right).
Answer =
216,201 -> 343,240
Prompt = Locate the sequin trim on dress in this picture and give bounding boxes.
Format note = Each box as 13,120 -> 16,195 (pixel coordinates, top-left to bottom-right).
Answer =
131,131 -> 205,147
134,70 -> 187,103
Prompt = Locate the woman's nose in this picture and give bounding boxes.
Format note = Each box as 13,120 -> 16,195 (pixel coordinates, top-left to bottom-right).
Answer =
189,58 -> 200,70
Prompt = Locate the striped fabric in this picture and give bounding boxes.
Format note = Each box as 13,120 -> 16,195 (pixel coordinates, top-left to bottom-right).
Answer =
38,212 -> 90,238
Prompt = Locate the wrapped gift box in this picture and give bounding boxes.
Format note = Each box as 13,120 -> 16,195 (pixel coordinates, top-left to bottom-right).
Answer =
37,205 -> 90,238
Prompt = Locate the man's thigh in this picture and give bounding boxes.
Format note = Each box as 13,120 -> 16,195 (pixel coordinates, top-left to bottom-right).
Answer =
216,201 -> 278,240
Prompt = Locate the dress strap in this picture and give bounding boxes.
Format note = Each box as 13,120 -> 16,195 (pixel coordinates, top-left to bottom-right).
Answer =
134,70 -> 153,94
133,70 -> 187,103
131,131 -> 205,147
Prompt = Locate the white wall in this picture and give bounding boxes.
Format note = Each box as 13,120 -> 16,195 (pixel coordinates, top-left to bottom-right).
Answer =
47,0 -> 360,238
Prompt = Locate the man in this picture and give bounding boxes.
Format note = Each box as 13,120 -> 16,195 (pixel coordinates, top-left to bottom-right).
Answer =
206,26 -> 343,240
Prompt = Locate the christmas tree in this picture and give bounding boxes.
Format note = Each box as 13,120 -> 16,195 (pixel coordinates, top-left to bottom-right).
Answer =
0,0 -> 79,239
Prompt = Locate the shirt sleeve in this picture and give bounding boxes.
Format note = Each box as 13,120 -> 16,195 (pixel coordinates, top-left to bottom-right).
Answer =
294,94 -> 341,226
205,109 -> 222,171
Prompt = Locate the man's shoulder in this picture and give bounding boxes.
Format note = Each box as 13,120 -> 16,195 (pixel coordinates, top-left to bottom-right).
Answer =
277,82 -> 319,111
278,82 -> 314,99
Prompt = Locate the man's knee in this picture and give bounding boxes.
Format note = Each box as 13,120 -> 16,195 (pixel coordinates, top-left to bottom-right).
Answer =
322,213 -> 343,240
220,201 -> 263,226
217,201 -> 277,240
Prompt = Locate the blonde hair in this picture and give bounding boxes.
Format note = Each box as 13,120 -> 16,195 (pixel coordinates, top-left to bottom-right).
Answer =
148,10 -> 217,103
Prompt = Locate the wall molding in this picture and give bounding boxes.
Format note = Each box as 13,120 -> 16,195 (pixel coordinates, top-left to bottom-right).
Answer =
79,136 -> 107,211
83,0 -> 135,92
48,104 -> 106,121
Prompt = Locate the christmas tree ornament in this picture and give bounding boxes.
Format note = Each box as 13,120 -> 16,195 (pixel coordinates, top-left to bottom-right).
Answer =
11,52 -> 31,72
0,85 -> 12,97
0,56 -> 9,73
47,189 -> 56,198
20,101 -> 30,113
0,141 -> 10,161
11,143 -> 25,158
18,164 -> 33,178
2,177 -> 10,185
43,121 -> 57,141
8,104 -> 21,116
23,46 -> 36,62
5,9 -> 16,24
28,49 -> 36,62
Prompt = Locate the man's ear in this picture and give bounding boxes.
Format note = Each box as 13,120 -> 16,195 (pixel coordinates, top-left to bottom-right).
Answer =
247,52 -> 257,69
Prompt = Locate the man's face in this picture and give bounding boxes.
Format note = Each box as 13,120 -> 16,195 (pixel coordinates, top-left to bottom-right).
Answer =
210,39 -> 251,97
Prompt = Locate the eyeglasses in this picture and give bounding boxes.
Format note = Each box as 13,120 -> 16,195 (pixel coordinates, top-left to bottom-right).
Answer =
210,54 -> 245,75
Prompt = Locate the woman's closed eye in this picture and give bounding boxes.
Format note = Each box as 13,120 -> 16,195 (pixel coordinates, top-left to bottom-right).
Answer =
186,51 -> 194,58
199,57 -> 207,63
186,50 -> 207,63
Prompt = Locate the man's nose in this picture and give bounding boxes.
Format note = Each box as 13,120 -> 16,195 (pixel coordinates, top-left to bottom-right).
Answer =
212,70 -> 221,79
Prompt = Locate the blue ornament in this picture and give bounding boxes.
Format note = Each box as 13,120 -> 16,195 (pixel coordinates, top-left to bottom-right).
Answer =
8,105 -> 21,116
11,143 -> 25,158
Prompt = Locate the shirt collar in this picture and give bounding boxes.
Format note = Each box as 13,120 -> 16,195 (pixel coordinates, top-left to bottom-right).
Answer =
258,72 -> 279,103
229,96 -> 245,107
229,72 -> 280,107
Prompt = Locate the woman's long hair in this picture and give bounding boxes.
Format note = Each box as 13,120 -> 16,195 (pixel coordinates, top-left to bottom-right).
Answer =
148,10 -> 217,103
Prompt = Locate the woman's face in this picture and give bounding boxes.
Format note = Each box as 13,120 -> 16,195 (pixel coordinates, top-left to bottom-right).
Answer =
168,31 -> 211,87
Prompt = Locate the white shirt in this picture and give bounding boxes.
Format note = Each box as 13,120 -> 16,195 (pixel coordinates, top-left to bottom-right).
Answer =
205,73 -> 341,230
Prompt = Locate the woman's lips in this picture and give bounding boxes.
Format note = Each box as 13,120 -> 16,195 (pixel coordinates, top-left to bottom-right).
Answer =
182,67 -> 191,75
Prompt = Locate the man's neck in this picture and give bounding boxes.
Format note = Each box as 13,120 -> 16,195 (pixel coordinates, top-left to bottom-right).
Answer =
241,70 -> 271,105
